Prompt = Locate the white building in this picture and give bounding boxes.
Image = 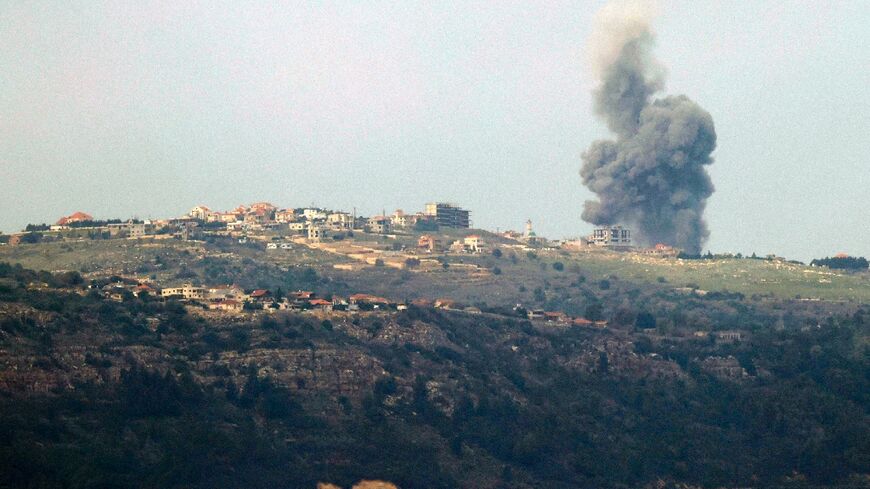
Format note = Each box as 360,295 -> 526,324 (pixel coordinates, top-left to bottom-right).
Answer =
590,226 -> 632,248
188,206 -> 213,221
160,283 -> 206,300
308,225 -> 325,242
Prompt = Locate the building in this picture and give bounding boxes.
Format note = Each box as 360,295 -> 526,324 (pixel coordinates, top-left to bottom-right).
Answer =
417,234 -> 443,253
208,299 -> 244,312
642,243 -> 680,257
188,206 -> 212,221
107,221 -> 147,238
275,209 -> 296,223
424,203 -> 470,228
523,220 -> 546,245
56,211 -> 93,226
160,284 -> 206,301
327,212 -> 353,230
307,225 -> 325,242
463,235 -> 486,253
590,226 -> 632,248
366,216 -> 391,234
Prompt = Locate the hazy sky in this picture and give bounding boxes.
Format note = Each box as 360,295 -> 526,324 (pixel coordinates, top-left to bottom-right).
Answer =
1,1 -> 868,261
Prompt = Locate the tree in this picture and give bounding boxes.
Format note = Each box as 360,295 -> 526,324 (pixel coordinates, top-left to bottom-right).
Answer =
585,303 -> 604,321
552,262 -> 564,271
634,311 -> 656,330
492,248 -> 502,258
492,267 -> 502,275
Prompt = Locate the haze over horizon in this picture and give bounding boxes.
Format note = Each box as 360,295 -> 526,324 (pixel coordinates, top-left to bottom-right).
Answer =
2,1 -> 868,262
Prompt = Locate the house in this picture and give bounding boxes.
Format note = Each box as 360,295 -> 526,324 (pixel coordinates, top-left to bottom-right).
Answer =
527,309 -> 546,320
716,331 -> 743,343
56,211 -> 93,226
308,299 -> 333,311
463,235 -> 486,253
307,225 -> 325,242
327,212 -> 353,230
390,210 -> 410,228
302,208 -> 327,221
331,295 -> 350,311
188,206 -> 213,221
8,234 -> 23,246
434,298 -> 456,309
207,285 -> 245,301
349,293 -> 392,309
417,235 -> 443,253
107,221 -> 147,238
275,209 -> 296,223
288,222 -> 307,233
209,299 -> 244,312
133,284 -> 155,298
250,289 -> 272,303
160,284 -> 206,301
643,243 -> 680,257
366,216 -> 391,234
448,240 -> 467,253
543,311 -> 570,323
290,290 -> 316,301
590,226 -> 632,248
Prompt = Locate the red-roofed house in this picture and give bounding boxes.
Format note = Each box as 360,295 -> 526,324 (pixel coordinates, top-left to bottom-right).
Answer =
56,212 -> 93,226
308,298 -> 333,311
250,289 -> 272,302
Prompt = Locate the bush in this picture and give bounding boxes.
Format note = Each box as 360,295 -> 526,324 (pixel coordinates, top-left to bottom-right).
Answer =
552,262 -> 564,271
492,248 -> 502,258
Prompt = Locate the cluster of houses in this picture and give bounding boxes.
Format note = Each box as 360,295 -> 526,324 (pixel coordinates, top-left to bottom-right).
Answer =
96,277 -> 606,330
523,307 -> 608,328
183,201 -> 471,240
417,234 -> 486,254
96,277 -> 408,314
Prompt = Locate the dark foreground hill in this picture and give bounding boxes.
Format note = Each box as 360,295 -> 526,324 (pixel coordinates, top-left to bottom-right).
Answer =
0,265 -> 868,489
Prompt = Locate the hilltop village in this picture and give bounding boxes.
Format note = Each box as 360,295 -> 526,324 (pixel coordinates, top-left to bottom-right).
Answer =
0,201 -> 686,326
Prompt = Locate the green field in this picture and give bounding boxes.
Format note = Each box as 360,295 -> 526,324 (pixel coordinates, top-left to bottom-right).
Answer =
1,236 -> 868,303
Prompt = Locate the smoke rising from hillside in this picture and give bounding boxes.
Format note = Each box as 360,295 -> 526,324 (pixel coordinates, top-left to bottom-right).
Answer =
581,0 -> 716,254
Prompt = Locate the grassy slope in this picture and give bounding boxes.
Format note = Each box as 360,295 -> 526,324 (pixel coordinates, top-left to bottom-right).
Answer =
1,235 -> 868,303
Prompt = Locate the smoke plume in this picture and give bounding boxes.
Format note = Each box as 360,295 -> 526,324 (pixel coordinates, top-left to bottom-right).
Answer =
581,0 -> 716,254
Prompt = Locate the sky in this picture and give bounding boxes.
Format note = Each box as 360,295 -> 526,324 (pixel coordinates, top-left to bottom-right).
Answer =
1,1 -> 868,262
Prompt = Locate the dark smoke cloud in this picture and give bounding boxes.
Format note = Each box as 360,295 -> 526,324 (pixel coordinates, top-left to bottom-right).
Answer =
581,2 -> 716,254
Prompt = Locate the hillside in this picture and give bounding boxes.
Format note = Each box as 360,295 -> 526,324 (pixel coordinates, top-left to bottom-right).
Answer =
0,237 -> 868,488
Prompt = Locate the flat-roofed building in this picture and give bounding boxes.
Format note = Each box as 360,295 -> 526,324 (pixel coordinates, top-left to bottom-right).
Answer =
590,226 -> 631,248
424,202 -> 470,228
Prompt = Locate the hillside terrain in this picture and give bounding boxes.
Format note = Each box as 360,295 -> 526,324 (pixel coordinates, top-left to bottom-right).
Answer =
0,235 -> 868,488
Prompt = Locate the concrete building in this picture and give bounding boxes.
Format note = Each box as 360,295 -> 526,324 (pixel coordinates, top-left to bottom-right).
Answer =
160,284 -> 206,301
188,206 -> 212,221
327,212 -> 353,230
417,234 -> 443,252
424,202 -> 470,228
108,221 -> 147,238
307,225 -> 325,242
463,235 -> 486,253
590,226 -> 632,248
288,222 -> 307,233
366,216 -> 391,234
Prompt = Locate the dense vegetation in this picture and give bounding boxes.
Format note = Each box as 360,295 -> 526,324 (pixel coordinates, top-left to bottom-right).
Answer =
810,256 -> 869,271
0,262 -> 868,488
